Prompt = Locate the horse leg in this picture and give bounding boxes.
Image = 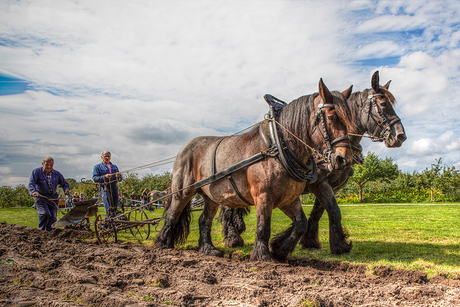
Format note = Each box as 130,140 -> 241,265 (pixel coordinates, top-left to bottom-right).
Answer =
198,196 -> 224,257
219,207 -> 245,248
299,198 -> 325,249
250,195 -> 273,262
154,187 -> 195,250
313,181 -> 352,255
270,197 -> 308,261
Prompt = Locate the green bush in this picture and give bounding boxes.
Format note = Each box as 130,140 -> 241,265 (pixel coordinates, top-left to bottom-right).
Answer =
0,185 -> 34,208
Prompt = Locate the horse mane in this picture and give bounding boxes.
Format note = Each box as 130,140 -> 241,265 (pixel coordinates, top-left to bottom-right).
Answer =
380,88 -> 396,106
278,93 -> 316,143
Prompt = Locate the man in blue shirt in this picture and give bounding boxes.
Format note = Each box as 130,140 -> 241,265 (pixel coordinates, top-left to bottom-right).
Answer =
28,156 -> 70,231
92,151 -> 122,216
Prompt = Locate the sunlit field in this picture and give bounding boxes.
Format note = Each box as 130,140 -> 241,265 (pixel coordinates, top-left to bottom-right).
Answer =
3,203 -> 460,278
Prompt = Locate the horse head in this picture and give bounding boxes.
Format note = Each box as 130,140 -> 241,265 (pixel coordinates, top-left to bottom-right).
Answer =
310,79 -> 354,172
359,71 -> 407,148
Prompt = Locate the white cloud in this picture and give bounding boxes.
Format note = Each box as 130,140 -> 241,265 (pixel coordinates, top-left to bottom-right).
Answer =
354,41 -> 405,60
1,0 -> 460,185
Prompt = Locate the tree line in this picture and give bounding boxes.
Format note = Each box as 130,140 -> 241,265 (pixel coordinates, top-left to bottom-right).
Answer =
0,171 -> 173,208
302,153 -> 460,204
1,154 -> 460,208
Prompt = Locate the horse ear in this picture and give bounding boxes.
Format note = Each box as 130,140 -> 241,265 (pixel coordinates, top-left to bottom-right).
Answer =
319,78 -> 333,105
371,71 -> 381,93
383,80 -> 391,90
342,85 -> 353,100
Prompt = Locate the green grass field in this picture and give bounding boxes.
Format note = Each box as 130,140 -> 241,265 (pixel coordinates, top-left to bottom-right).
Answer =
2,203 -> 460,278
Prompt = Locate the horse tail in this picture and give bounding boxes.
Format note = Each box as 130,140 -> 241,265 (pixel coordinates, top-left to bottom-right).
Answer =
172,200 -> 192,245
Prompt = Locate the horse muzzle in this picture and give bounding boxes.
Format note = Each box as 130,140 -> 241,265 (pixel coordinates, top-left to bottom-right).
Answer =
385,123 -> 407,148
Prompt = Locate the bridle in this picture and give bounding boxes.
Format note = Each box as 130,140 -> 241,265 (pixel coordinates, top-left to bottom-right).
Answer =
359,93 -> 401,142
311,101 -> 351,165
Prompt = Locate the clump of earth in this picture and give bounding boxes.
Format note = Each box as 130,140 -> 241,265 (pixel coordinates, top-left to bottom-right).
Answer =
1,222 -> 459,306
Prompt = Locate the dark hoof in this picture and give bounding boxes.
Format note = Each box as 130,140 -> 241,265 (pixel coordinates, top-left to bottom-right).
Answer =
330,240 -> 353,255
225,236 -> 245,248
154,242 -> 174,250
250,253 -> 274,262
154,237 -> 174,249
199,245 -> 224,257
300,238 -> 322,250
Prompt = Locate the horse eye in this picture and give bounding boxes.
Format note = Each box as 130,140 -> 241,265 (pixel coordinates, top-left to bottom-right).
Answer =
327,115 -> 335,121
379,101 -> 387,107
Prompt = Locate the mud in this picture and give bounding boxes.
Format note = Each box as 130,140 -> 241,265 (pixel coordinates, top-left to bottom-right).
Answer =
1,222 -> 459,306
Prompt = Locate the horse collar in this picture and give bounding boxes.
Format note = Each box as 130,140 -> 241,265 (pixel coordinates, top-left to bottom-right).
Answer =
261,104 -> 317,183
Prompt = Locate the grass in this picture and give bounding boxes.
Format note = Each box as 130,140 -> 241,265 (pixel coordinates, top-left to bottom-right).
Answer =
3,203 -> 460,278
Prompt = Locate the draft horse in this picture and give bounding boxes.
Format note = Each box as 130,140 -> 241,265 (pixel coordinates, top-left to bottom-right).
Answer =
300,70 -> 406,253
154,79 -> 354,261
220,71 -> 407,255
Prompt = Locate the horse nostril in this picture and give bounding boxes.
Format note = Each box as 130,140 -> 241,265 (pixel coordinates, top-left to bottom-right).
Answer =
336,155 -> 346,167
397,133 -> 407,142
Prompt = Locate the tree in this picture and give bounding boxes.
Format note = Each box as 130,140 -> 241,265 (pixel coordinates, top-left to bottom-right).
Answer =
419,158 -> 459,201
118,173 -> 141,196
0,185 -> 34,208
351,152 -> 399,202
141,171 -> 172,191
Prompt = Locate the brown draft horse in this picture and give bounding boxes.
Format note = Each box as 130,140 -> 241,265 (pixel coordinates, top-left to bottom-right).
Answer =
220,71 -> 407,254
154,79 -> 354,261
300,70 -> 406,253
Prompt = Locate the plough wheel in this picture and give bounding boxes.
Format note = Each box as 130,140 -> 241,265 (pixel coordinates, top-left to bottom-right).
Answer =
128,209 -> 150,241
94,214 -> 118,244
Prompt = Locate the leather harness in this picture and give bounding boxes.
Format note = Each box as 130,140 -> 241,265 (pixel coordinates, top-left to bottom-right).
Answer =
361,93 -> 401,142
200,94 -> 322,205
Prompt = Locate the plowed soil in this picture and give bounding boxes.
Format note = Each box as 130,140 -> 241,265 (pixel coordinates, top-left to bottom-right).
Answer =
1,222 -> 459,307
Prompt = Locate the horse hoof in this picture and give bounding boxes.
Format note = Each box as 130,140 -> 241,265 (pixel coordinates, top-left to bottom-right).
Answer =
300,241 -> 322,250
330,241 -> 353,255
225,237 -> 245,248
249,252 -> 274,262
199,245 -> 224,257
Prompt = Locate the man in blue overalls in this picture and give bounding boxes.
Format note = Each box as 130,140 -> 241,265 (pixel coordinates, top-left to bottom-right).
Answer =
92,151 -> 123,216
28,156 -> 70,231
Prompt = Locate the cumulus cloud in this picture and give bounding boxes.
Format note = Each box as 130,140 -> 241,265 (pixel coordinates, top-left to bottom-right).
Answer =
1,0 -> 460,185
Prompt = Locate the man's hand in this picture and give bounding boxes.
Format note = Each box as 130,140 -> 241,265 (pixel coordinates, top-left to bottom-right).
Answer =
31,192 -> 39,197
64,190 -> 71,195
104,174 -> 112,179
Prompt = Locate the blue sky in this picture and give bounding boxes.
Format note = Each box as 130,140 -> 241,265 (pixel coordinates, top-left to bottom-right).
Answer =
1,0 -> 460,187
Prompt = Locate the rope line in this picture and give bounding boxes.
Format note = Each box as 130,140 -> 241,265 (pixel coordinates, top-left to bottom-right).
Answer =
268,118 -> 323,158
348,133 -> 384,141
120,156 -> 177,174
117,120 -> 266,175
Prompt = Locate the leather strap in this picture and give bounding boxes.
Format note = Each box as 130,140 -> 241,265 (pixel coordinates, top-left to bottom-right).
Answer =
228,175 -> 254,206
194,151 -> 266,189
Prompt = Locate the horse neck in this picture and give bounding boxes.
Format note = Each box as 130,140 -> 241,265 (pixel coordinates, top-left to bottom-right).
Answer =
277,95 -> 315,160
349,91 -> 368,136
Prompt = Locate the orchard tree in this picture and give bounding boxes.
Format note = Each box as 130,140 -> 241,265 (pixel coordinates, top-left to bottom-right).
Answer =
351,152 -> 399,202
420,158 -> 459,201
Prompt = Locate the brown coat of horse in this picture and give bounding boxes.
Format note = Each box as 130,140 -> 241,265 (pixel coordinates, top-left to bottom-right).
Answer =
220,71 -> 407,255
300,71 -> 406,253
154,79 -> 354,261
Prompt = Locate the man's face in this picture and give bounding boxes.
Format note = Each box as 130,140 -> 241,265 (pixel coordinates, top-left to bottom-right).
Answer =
102,154 -> 111,164
42,160 -> 54,173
